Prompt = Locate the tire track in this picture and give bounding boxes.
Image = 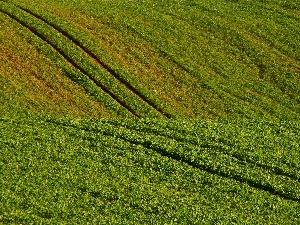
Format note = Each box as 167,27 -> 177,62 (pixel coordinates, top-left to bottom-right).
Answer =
43,118 -> 300,203
0,7 -> 139,117
102,120 -> 300,183
16,5 -> 171,118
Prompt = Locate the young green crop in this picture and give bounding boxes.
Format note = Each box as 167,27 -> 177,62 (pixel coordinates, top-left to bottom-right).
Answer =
13,5 -> 175,118
1,0 -> 300,223
1,116 -> 300,224
0,2 -> 162,117
44,117 -> 300,201
0,12 -> 117,118
105,119 -> 300,177
2,0 -> 299,119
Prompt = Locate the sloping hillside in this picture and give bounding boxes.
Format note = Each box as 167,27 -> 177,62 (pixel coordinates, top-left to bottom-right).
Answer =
0,0 -> 299,224
0,0 -> 299,119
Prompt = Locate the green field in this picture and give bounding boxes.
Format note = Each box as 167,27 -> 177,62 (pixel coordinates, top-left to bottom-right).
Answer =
0,0 -> 299,223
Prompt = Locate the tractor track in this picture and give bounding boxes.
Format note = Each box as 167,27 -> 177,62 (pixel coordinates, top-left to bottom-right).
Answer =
2,115 -> 300,203
0,7 -> 140,117
102,120 -> 300,183
16,5 -> 171,118
44,118 -> 300,203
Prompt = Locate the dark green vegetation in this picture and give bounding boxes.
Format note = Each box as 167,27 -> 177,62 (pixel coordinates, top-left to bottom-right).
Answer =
1,116 -> 300,223
0,0 -> 299,223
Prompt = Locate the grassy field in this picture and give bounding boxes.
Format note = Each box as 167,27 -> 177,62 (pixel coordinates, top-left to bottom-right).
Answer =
0,0 -> 299,223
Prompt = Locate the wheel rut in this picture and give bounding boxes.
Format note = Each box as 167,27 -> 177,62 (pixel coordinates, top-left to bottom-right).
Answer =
0,6 -> 140,117
16,5 -> 170,118
103,120 -> 300,183
45,118 -> 300,204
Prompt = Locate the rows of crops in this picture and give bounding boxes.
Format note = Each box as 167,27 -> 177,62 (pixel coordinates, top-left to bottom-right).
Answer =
0,115 -> 299,223
13,0 -> 299,119
44,117 -> 300,202
1,0 -> 299,119
0,0 -> 299,223
0,10 -> 118,118
0,1 -> 171,118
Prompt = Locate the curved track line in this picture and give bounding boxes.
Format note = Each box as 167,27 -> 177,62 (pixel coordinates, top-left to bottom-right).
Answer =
103,121 -> 300,183
45,119 -> 300,203
16,5 -> 171,118
0,8 -> 139,117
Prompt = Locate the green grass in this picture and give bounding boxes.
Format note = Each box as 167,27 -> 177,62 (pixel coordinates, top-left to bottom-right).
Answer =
0,0 -> 299,223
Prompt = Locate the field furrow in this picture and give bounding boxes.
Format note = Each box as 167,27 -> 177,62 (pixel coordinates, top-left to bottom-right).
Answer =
41,117 -> 300,203
1,0 -> 300,223
1,116 -> 300,223
0,2 -> 163,117
103,119 -> 300,183
14,4 -> 170,118
0,6 -> 138,116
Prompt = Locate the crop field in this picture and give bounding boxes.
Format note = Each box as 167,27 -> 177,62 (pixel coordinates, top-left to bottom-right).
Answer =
0,0 -> 299,223
1,0 -> 299,119
1,116 -> 300,223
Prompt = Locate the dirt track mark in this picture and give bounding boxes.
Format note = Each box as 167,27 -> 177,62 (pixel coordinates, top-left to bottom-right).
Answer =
16,5 -> 171,118
0,7 -> 139,117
